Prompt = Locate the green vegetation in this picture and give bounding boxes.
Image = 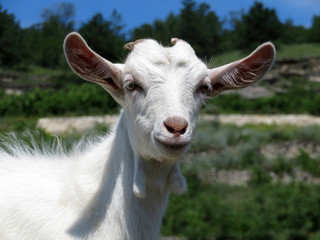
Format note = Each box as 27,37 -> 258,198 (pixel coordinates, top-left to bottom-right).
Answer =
2,77 -> 320,116
0,118 -> 110,151
189,121 -> 320,172
204,76 -> 320,116
277,43 -> 320,59
1,0 -> 320,117
2,119 -> 320,240
1,0 -> 320,69
211,43 -> 320,67
2,72 -> 320,117
161,121 -> 320,240
208,91 -> 320,115
0,116 -> 37,132
0,84 -> 119,117
163,181 -> 320,240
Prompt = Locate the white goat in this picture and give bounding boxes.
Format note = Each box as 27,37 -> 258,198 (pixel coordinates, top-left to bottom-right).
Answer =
0,32 -> 275,240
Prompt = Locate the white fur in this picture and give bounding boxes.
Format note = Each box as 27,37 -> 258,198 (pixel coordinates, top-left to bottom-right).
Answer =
0,33 -> 275,239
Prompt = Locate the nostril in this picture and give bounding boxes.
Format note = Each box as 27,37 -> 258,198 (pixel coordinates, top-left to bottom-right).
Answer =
179,126 -> 187,135
164,116 -> 188,135
165,125 -> 175,134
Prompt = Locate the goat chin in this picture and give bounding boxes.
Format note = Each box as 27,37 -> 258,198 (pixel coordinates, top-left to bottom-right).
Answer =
153,142 -> 191,163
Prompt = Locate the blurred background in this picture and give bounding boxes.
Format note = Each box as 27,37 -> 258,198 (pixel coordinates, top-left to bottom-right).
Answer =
1,1 -> 320,239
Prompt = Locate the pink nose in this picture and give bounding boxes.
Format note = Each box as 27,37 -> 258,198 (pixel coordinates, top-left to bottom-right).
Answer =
164,116 -> 188,135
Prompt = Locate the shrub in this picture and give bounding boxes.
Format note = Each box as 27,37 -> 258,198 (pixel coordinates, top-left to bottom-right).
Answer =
295,150 -> 320,177
0,84 -> 119,117
162,176 -> 320,240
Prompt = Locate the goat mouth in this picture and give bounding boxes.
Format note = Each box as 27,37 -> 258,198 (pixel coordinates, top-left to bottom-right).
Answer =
154,137 -> 190,150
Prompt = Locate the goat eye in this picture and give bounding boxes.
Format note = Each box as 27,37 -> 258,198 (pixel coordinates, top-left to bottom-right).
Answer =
126,82 -> 139,91
199,83 -> 211,94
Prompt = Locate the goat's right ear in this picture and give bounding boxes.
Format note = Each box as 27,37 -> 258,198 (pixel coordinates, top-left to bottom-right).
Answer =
64,32 -> 124,104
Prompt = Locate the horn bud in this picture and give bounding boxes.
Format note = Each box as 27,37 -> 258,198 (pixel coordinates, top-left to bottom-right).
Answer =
123,39 -> 145,51
171,38 -> 179,45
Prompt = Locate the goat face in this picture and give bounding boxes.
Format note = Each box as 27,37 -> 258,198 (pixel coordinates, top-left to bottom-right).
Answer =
123,39 -> 209,161
64,33 -> 276,163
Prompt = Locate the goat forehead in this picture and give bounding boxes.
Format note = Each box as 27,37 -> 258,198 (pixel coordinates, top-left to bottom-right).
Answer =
125,39 -> 205,83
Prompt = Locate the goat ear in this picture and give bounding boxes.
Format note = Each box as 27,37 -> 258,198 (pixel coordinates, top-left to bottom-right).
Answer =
208,42 -> 276,94
64,32 -> 124,104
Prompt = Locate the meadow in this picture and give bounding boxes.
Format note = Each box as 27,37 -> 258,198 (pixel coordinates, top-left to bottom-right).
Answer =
1,120 -> 320,240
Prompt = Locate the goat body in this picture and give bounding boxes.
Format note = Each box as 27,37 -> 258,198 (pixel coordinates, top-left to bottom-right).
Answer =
0,113 -> 174,239
0,33 -> 276,239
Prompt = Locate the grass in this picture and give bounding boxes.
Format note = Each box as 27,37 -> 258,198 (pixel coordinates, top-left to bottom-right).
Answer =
163,177 -> 320,240
201,75 -> 320,116
210,50 -> 245,66
26,65 -> 67,75
183,120 -> 320,190
0,117 -> 38,132
162,121 -> 320,240
277,43 -> 320,59
0,65 -> 66,75
2,116 -> 320,168
1,117 -> 320,239
210,43 -> 320,67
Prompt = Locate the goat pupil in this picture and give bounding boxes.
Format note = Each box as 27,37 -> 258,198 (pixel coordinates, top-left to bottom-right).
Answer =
128,82 -> 137,91
200,84 -> 209,93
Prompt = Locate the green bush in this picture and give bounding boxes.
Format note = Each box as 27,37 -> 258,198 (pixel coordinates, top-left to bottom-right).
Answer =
205,77 -> 320,116
0,84 -> 119,117
162,174 -> 320,240
162,122 -> 320,239
295,150 -> 320,177
270,156 -> 293,175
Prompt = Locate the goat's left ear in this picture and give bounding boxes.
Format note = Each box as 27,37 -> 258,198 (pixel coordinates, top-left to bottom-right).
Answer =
209,42 -> 276,94
64,32 -> 124,104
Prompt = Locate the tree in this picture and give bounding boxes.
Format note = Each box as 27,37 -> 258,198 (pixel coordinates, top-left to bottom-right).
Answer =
131,12 -> 179,46
0,4 -> 23,67
21,24 -> 42,66
179,0 -> 198,45
41,2 -> 75,29
79,11 -> 125,62
132,23 -> 154,40
132,0 -> 222,58
195,3 -> 222,56
232,1 -> 283,50
38,3 -> 75,67
178,0 -> 223,57
281,20 -> 309,44
309,15 -> 320,42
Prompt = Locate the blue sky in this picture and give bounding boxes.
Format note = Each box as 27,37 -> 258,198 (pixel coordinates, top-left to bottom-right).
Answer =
2,0 -> 320,32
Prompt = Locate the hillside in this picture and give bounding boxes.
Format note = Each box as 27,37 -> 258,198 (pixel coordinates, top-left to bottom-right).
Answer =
1,43 -> 320,118
1,43 -> 320,94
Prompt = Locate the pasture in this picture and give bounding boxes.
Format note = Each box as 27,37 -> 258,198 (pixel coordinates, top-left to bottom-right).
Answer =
1,117 -> 320,239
